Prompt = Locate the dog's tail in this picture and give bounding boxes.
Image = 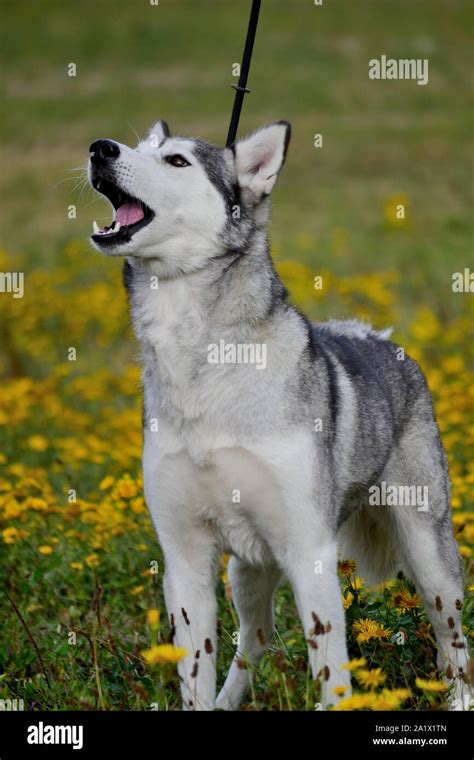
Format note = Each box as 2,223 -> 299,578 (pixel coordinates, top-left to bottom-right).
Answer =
337,506 -> 398,587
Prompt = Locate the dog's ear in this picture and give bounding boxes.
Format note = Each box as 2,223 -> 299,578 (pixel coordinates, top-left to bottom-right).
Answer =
148,120 -> 171,143
233,121 -> 291,202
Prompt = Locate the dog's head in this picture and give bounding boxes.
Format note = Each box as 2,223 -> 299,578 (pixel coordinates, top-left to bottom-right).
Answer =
88,119 -> 291,276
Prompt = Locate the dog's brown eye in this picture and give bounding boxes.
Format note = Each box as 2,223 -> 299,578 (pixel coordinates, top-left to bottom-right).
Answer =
165,154 -> 190,168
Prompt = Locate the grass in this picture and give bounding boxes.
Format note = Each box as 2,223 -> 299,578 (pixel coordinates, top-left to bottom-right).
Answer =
0,0 -> 472,710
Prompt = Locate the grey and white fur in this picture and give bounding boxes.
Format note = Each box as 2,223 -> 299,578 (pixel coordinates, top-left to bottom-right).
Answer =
88,119 -> 471,710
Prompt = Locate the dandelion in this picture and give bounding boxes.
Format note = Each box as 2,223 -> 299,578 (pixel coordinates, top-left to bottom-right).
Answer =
355,668 -> 386,690
373,688 -> 412,710
341,657 -> 367,672
38,546 -> 53,555
27,436 -> 49,452
99,476 -> 114,490
334,688 -> 412,711
70,562 -> 83,571
415,678 -> 448,692
342,592 -> 354,610
146,609 -> 160,627
391,590 -> 420,613
131,585 -> 145,596
338,559 -> 356,576
352,619 -> 392,644
333,693 -> 378,711
332,685 -> 349,696
85,553 -> 100,568
141,644 -> 188,665
116,476 -> 137,499
2,527 -> 19,544
220,554 -> 230,585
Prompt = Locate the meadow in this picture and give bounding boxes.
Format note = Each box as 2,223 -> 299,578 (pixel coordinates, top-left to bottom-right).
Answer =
0,0 -> 472,710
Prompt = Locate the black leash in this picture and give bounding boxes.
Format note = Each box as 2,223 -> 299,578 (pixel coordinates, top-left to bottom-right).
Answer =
226,0 -> 262,147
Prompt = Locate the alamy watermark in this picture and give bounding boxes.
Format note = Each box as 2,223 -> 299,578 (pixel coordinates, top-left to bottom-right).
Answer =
369,56 -> 429,86
0,271 -> 24,298
207,340 -> 267,370
27,721 -> 83,750
368,481 -> 429,512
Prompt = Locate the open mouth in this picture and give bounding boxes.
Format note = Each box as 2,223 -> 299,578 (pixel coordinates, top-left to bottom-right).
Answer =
91,176 -> 154,246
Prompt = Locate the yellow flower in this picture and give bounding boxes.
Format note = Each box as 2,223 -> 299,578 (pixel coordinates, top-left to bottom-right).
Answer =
410,308 -> 441,343
355,668 -> 387,690
85,553 -> 100,567
70,562 -> 83,571
333,693 -> 378,711
131,585 -> 145,595
460,545 -> 472,558
147,609 -> 160,627
220,554 -> 230,585
415,678 -> 448,692
2,526 -> 19,544
341,657 -> 367,672
3,498 -> 22,519
99,475 -> 114,490
39,546 -> 53,555
373,688 -> 412,710
342,592 -> 354,610
27,435 -> 49,452
332,685 -> 349,696
391,590 -> 420,613
338,559 -> 356,577
334,688 -> 411,711
117,476 -> 137,499
441,356 -> 464,375
8,464 -> 25,477
141,644 -> 188,665
353,618 -> 392,644
24,496 -> 49,511
0,453 -> 7,464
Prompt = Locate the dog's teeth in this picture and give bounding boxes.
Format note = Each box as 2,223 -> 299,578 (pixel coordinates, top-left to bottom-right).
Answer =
97,180 -> 102,190
114,221 -> 121,232
93,221 -> 100,235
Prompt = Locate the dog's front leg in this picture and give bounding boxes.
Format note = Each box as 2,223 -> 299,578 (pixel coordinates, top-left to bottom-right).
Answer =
162,536 -> 218,711
143,440 -> 218,710
286,537 -> 351,709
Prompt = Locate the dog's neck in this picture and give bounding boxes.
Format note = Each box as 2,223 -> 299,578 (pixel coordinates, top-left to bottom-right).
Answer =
123,229 -> 291,426
125,227 -> 288,338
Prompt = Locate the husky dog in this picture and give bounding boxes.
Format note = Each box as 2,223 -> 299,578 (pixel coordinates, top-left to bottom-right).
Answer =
88,120 -> 470,710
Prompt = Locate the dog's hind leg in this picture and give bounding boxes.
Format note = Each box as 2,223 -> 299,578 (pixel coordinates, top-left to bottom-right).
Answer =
393,510 -> 470,708
382,411 -> 471,709
216,557 -> 282,710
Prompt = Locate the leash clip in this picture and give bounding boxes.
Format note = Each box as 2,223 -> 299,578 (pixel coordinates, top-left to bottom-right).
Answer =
230,84 -> 251,94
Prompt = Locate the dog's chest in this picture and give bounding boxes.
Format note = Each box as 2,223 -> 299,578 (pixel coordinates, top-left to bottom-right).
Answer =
144,427 -> 313,566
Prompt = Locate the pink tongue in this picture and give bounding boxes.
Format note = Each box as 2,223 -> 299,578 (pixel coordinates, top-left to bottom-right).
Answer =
116,202 -> 145,227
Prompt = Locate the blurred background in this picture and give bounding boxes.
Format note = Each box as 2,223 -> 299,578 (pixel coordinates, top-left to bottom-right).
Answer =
0,0 -> 472,710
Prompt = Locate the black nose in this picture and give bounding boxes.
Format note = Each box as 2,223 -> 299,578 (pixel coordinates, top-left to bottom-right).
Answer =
89,139 -> 120,164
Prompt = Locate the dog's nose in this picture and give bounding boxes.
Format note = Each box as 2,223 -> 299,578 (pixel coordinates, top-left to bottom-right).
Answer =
89,139 -> 120,164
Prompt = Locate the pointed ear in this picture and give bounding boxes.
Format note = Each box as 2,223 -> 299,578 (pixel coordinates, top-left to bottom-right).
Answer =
234,121 -> 291,202
148,119 -> 170,144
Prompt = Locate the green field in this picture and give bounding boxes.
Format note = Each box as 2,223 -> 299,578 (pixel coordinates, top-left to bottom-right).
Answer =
0,0 -> 472,711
